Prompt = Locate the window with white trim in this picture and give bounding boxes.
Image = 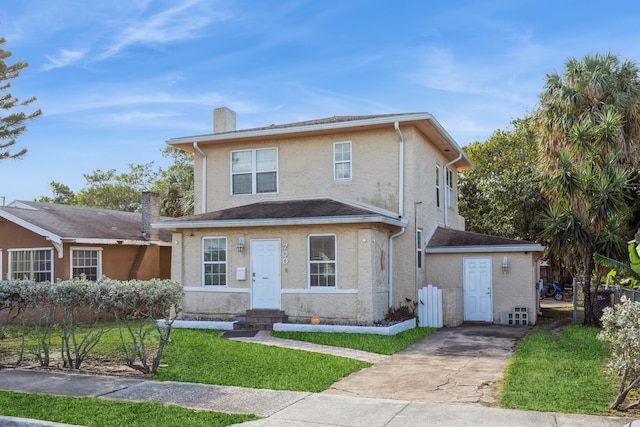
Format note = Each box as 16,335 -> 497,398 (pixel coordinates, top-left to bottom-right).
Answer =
435,165 -> 441,208
9,249 -> 53,282
71,248 -> 102,281
231,148 -> 278,195
308,235 -> 336,287
333,141 -> 352,181
203,237 -> 227,286
445,167 -> 454,207
416,229 -> 423,269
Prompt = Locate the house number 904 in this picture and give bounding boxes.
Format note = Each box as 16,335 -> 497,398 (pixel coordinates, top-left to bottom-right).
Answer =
282,243 -> 289,264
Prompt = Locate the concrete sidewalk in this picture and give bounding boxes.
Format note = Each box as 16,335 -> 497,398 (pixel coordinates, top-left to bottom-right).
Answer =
0,369 -> 634,427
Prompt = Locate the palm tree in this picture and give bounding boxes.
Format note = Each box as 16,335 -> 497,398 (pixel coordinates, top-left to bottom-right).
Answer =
537,53 -> 638,325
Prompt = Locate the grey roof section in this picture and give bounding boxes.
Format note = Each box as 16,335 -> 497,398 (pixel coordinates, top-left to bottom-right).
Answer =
0,201 -> 172,243
156,199 -> 406,228
426,227 -> 545,253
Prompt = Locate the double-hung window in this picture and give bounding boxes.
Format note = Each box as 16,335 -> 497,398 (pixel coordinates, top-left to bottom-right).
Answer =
203,237 -> 227,286
308,235 -> 336,287
9,248 -> 53,282
445,167 -> 454,207
231,148 -> 278,195
71,248 -> 102,281
435,165 -> 441,208
334,141 -> 352,181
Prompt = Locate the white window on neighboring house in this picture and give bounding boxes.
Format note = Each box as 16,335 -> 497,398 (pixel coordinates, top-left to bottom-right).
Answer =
416,229 -> 423,269
71,248 -> 102,281
334,141 -> 352,181
446,167 -> 454,207
231,148 -> 278,195
9,248 -> 53,282
203,237 -> 227,286
308,234 -> 337,287
435,164 -> 441,208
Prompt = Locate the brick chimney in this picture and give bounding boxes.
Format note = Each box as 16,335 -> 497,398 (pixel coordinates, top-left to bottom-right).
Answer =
141,191 -> 160,240
214,107 -> 236,133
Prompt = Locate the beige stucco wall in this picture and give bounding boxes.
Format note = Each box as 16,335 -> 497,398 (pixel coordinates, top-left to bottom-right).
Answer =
425,251 -> 539,326
173,224 -> 393,324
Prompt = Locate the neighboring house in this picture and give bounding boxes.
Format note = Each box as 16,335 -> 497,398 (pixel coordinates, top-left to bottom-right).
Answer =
0,193 -> 171,282
156,107 -> 544,326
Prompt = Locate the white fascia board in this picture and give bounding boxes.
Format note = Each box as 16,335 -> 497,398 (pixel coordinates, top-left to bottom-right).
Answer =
424,244 -> 546,254
167,113 -> 435,145
154,215 -> 408,229
0,209 -> 63,247
63,238 -> 172,247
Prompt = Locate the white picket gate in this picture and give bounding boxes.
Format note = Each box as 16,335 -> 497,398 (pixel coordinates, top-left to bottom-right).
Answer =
418,285 -> 443,328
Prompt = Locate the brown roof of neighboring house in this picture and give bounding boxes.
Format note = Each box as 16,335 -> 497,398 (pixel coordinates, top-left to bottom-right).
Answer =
157,198 -> 405,228
0,201 -> 172,243
426,227 -> 544,252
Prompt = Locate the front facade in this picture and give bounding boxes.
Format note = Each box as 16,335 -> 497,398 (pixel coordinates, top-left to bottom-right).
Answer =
0,194 -> 172,282
158,108 -> 543,325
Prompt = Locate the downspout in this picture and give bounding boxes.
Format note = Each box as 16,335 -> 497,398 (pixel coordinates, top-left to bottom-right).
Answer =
389,122 -> 407,308
193,142 -> 207,214
443,152 -> 463,228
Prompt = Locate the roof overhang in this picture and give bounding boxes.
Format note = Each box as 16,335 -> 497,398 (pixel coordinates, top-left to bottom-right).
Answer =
167,113 -> 473,170
154,214 -> 408,229
425,244 -> 546,254
61,238 -> 172,247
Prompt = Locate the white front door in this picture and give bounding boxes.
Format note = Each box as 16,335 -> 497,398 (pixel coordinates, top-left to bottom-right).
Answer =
251,239 -> 281,309
464,257 -> 493,322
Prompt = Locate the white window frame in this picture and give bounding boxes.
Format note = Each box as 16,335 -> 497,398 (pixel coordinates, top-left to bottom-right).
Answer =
8,248 -> 54,282
416,228 -> 423,269
202,237 -> 227,287
230,147 -> 278,195
333,141 -> 352,181
308,234 -> 337,288
445,167 -> 454,207
435,164 -> 441,208
70,247 -> 103,281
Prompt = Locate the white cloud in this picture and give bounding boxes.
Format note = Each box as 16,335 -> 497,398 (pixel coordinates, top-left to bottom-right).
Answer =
42,48 -> 88,71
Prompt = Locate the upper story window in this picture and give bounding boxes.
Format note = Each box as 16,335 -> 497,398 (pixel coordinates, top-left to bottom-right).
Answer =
435,165 -> 441,208
308,234 -> 336,287
231,148 -> 278,195
445,167 -> 454,207
333,141 -> 352,181
9,248 -> 53,282
71,248 -> 102,281
203,237 -> 227,286
416,229 -> 423,269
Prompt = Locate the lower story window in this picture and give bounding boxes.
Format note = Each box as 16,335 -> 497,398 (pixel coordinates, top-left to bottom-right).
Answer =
308,235 -> 336,287
9,249 -> 53,282
203,237 -> 227,286
71,248 -> 102,281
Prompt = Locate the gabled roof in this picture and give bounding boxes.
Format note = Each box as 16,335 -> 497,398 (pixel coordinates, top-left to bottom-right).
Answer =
425,227 -> 545,253
167,112 -> 473,170
0,201 -> 172,249
155,198 -> 407,229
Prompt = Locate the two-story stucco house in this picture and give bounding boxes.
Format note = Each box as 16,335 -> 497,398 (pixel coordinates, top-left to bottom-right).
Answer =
156,108 -> 544,327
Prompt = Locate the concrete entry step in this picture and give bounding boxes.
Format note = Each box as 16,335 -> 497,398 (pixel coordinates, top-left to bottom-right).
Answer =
234,309 -> 288,331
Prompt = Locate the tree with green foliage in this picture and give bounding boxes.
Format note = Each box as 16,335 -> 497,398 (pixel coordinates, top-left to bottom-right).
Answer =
537,52 -> 638,326
459,117 -> 546,241
0,36 -> 41,161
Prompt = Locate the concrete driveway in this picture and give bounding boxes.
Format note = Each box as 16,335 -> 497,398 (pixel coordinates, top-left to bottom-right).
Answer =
324,324 -> 528,405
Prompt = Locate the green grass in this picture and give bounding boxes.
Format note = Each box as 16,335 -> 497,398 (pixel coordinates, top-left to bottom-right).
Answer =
271,327 -> 436,355
500,325 -> 616,414
0,390 -> 257,427
153,329 -> 371,392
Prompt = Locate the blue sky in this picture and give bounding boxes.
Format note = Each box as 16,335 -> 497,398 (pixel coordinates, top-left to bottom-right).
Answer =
2,0 -> 640,204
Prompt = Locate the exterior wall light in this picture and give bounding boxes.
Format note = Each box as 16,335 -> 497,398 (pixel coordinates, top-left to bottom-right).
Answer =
237,237 -> 245,254
502,256 -> 509,274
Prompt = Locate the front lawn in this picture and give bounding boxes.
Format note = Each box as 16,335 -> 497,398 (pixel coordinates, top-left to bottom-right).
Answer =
500,325 -> 616,414
153,329 -> 371,392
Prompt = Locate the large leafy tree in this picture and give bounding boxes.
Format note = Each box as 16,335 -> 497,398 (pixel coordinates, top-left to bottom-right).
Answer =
459,117 -> 546,241
0,36 -> 41,160
537,53 -> 640,325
